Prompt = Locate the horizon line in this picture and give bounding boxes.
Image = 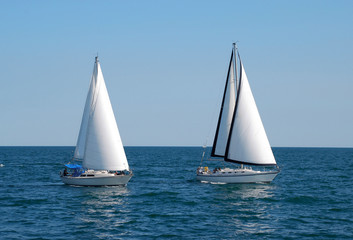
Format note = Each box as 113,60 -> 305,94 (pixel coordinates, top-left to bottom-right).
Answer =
0,145 -> 352,149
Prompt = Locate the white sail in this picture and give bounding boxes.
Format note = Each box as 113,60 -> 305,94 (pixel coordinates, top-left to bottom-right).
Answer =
226,61 -> 276,165
75,58 -> 129,171
74,64 -> 96,160
212,52 -> 236,157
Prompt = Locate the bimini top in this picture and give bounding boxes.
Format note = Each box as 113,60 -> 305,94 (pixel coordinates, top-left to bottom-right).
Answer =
64,164 -> 83,169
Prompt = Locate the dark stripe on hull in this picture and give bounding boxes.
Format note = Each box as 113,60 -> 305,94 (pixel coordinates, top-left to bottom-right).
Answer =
196,170 -> 279,183
197,171 -> 279,178
61,174 -> 132,186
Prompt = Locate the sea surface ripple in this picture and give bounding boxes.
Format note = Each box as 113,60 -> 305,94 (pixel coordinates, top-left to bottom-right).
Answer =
0,147 -> 352,239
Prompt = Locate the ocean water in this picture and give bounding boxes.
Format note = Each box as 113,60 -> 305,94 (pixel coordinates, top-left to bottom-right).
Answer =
0,147 -> 352,239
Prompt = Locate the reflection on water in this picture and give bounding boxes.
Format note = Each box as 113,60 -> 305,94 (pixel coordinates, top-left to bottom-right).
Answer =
212,184 -> 278,237
216,183 -> 276,199
77,187 -> 131,238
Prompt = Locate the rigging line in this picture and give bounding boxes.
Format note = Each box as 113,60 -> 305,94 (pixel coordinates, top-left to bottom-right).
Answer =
199,147 -> 206,167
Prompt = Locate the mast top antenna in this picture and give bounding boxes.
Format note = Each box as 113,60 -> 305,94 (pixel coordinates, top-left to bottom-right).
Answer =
232,41 -> 239,50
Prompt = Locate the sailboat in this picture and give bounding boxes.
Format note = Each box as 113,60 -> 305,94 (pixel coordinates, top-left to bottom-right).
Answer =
60,56 -> 132,186
196,43 -> 279,183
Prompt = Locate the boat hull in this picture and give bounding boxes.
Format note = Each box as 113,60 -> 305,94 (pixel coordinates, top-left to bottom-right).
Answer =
61,173 -> 132,186
196,170 -> 279,184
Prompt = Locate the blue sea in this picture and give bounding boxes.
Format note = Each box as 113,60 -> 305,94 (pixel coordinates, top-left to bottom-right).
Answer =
0,147 -> 352,239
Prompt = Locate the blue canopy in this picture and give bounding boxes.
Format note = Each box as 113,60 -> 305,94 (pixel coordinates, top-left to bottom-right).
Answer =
65,164 -> 83,169
64,164 -> 85,177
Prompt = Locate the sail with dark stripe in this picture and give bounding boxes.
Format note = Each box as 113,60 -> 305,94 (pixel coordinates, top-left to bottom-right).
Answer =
212,45 -> 276,166
211,52 -> 236,157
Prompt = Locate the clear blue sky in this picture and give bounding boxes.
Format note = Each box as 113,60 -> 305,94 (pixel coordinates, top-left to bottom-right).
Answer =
1,0 -> 352,147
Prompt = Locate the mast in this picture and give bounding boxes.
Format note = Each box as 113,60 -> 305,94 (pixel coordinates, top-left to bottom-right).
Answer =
233,42 -> 238,92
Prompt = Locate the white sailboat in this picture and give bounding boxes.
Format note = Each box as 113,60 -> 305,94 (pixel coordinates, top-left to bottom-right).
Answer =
61,57 -> 132,186
196,43 -> 279,184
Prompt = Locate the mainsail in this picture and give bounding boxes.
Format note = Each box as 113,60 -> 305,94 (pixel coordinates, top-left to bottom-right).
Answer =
211,52 -> 236,157
74,57 -> 129,171
212,47 -> 276,166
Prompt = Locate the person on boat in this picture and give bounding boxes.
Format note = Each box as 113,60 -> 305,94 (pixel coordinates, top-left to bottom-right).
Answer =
63,168 -> 68,176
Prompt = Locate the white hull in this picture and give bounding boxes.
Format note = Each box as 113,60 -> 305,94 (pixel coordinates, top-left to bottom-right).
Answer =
61,171 -> 132,186
196,168 -> 279,184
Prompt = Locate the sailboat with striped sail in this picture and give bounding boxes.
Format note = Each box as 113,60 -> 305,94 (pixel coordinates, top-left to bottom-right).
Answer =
60,57 -> 132,186
196,44 -> 279,183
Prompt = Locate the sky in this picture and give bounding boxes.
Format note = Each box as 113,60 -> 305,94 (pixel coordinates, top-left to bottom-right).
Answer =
0,0 -> 352,147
